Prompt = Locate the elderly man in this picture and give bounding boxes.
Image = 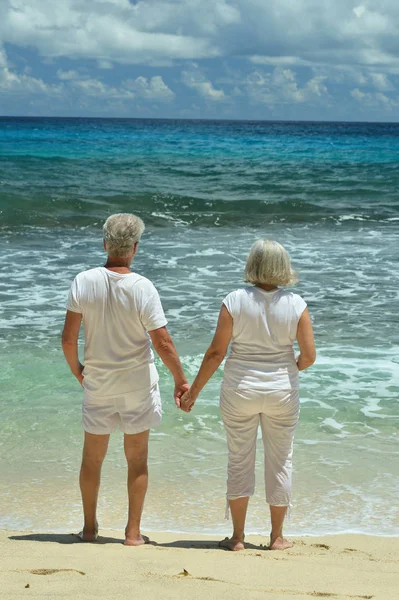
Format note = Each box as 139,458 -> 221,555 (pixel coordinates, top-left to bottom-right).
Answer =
62,213 -> 188,545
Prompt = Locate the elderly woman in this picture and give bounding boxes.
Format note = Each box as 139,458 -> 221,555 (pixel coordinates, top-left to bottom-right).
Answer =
62,213 -> 188,545
181,240 -> 315,551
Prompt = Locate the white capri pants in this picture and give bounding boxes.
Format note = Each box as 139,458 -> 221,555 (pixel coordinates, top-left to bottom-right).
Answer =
220,386 -> 299,510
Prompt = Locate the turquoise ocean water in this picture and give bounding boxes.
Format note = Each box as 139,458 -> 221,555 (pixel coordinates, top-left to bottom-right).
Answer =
0,118 -> 398,536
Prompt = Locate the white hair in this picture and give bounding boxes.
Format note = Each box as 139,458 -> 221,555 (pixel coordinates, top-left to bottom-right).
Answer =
244,239 -> 298,286
103,213 -> 145,258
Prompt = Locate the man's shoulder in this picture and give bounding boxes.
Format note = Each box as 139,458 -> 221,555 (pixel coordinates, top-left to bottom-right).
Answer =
132,273 -> 152,285
131,274 -> 158,294
74,267 -> 103,282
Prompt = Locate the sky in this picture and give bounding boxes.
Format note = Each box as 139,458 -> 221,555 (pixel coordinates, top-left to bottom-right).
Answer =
0,0 -> 399,121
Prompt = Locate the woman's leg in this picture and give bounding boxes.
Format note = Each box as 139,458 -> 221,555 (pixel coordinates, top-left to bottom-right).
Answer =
269,505 -> 291,550
260,390 -> 299,550
220,389 -> 260,551
224,497 -> 250,550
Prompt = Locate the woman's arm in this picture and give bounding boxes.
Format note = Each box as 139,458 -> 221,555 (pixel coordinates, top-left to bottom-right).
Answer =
180,305 -> 233,412
296,308 -> 316,371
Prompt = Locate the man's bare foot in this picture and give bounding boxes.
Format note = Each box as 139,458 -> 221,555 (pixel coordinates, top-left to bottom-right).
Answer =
269,536 -> 293,550
78,529 -> 98,542
218,537 -> 245,551
124,534 -> 150,547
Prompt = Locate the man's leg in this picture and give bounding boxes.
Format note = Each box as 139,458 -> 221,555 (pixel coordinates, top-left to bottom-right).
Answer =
79,432 -> 110,541
124,429 -> 150,546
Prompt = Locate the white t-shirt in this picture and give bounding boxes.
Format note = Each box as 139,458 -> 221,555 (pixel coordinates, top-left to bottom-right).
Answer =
67,267 -> 167,397
222,286 -> 307,391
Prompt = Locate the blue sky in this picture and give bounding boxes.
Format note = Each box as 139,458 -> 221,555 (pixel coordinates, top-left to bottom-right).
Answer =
1,0 -> 399,121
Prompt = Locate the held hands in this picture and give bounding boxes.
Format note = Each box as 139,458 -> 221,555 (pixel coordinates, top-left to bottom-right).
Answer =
174,381 -> 190,409
179,389 -> 197,413
173,379 -> 197,412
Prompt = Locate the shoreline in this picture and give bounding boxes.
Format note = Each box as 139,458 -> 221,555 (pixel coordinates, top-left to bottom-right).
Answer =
2,529 -> 398,600
1,524 -> 399,538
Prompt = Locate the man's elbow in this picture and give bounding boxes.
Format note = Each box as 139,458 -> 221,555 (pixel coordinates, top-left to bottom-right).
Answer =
153,338 -> 173,355
61,331 -> 76,346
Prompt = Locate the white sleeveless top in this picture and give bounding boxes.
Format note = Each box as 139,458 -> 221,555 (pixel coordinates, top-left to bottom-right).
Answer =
222,286 -> 307,391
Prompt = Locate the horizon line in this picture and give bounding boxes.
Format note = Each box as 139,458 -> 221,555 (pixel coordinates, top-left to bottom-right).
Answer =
1,115 -> 399,126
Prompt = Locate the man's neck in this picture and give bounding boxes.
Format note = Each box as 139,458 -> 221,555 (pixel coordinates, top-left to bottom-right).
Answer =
104,256 -> 133,273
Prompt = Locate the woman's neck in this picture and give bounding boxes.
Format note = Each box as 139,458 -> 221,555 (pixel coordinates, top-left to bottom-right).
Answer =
256,284 -> 278,291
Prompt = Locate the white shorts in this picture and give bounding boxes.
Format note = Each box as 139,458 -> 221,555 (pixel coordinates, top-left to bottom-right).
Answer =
82,384 -> 162,435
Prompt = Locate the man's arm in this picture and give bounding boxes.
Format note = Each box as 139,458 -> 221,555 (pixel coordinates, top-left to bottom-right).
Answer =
148,326 -> 189,407
62,310 -> 84,386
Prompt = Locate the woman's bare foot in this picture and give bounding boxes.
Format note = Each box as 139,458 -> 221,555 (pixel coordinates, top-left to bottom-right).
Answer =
124,534 -> 149,547
218,537 -> 245,551
269,536 -> 293,550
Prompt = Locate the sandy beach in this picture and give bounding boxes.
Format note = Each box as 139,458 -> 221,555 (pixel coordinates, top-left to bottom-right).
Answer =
1,530 -> 397,600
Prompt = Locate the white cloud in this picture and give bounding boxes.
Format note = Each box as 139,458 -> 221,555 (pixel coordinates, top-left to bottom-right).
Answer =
353,5 -> 366,18
0,45 -> 174,106
182,68 -> 225,101
72,78 -> 133,99
0,47 -> 63,96
0,0 -> 220,66
351,88 -> 366,102
351,87 -> 397,109
250,55 -> 312,67
97,60 -> 113,69
0,48 -> 7,68
124,76 -> 175,100
56,69 -> 84,80
244,67 -> 328,106
1,1 -> 399,118
306,76 -> 328,98
70,75 -> 175,102
369,72 -> 392,91
1,0 -> 398,71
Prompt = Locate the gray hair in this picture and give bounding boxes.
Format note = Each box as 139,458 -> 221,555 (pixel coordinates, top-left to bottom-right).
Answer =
244,239 -> 298,286
103,213 -> 145,257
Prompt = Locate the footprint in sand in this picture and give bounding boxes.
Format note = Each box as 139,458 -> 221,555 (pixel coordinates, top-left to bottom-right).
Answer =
311,544 -> 330,550
26,569 -> 85,576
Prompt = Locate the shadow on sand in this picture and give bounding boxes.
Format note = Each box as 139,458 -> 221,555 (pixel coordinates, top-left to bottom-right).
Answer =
8,533 -> 123,545
151,539 -> 269,551
9,533 -> 270,551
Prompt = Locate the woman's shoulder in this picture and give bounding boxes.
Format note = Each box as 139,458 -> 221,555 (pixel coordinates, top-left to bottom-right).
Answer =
223,287 -> 248,302
222,288 -> 248,314
275,288 -> 304,300
274,289 -> 307,313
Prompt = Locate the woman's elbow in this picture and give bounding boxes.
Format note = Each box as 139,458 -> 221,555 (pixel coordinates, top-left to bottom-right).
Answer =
206,347 -> 226,363
302,350 -> 316,368
309,348 -> 316,365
